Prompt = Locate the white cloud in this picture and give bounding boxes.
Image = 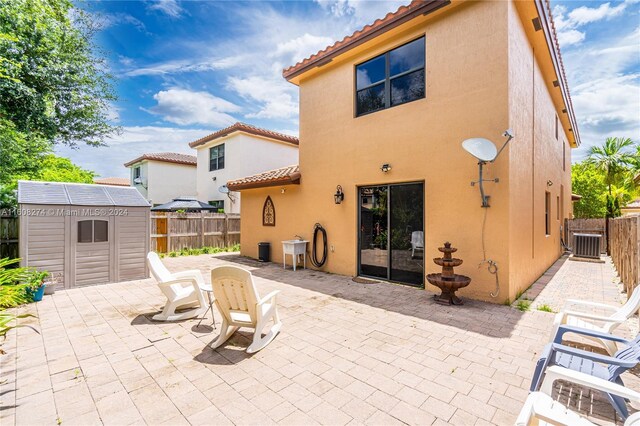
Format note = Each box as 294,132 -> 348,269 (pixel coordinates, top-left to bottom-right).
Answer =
55,126 -> 209,178
315,0 -> 407,26
124,56 -> 245,77
557,29 -> 585,46
96,12 -> 146,32
144,88 -> 240,126
553,1 -> 634,46
561,25 -> 640,160
275,34 -> 334,65
227,76 -> 298,120
146,0 -> 185,18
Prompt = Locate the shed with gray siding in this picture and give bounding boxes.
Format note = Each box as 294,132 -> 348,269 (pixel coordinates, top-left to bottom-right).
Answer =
18,181 -> 151,288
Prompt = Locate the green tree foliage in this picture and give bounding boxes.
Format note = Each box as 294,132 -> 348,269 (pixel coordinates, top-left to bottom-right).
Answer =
35,154 -> 95,183
0,0 -> 118,147
572,137 -> 639,218
572,162 -> 608,218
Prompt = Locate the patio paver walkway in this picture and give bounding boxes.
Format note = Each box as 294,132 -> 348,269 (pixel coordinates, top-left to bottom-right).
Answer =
1,253 -> 637,425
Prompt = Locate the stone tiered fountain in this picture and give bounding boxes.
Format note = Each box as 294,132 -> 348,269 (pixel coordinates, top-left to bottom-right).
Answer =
426,242 -> 471,305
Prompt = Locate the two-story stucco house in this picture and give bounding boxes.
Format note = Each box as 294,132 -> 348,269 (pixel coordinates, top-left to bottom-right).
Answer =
124,152 -> 197,206
188,122 -> 299,214
228,0 -> 580,303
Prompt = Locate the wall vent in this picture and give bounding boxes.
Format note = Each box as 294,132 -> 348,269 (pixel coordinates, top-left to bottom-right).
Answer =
574,233 -> 601,259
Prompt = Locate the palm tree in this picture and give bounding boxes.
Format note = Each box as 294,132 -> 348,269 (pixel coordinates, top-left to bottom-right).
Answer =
586,137 -> 635,197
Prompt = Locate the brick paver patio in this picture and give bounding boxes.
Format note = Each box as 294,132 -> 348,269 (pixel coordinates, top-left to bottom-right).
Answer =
1,253 -> 638,425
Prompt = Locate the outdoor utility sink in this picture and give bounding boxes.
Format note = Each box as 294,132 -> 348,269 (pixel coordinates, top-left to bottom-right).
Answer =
282,240 -> 309,271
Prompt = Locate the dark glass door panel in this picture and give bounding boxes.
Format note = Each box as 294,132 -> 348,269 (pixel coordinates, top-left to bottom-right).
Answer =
359,186 -> 388,279
390,183 -> 424,286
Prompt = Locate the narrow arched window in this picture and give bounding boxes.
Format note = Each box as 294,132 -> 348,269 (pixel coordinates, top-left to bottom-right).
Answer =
263,196 -> 275,226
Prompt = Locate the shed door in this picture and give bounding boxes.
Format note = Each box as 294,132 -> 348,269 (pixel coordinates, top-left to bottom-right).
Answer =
73,218 -> 112,286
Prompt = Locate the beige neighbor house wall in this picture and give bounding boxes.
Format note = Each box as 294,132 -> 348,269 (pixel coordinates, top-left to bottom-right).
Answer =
130,160 -> 197,205
237,0 -> 576,303
195,133 -> 299,214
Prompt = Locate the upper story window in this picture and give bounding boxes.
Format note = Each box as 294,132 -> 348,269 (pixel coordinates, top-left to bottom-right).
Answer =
133,166 -> 141,180
209,144 -> 225,171
356,37 -> 425,117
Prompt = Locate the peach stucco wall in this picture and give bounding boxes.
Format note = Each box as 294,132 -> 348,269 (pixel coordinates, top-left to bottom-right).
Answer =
507,0 -> 573,301
238,0 -> 573,303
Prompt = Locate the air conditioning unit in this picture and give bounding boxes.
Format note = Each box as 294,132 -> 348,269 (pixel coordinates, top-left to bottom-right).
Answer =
573,233 -> 601,259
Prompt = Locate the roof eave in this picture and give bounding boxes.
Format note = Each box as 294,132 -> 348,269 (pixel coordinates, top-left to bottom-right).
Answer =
282,0 -> 451,83
227,173 -> 301,191
533,0 -> 581,147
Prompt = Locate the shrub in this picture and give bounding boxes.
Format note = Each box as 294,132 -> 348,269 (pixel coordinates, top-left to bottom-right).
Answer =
515,300 -> 531,312
0,258 -> 33,309
168,251 -> 178,258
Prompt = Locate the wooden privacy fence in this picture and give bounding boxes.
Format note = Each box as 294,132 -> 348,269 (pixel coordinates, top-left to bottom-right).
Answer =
565,218 -> 607,253
0,215 -> 18,259
151,212 -> 240,253
609,215 -> 640,297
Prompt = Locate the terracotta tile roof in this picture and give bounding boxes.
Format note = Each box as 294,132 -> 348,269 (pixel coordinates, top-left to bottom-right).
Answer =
227,165 -> 301,191
189,122 -> 299,149
282,0 -> 449,80
94,177 -> 130,187
123,152 -> 197,167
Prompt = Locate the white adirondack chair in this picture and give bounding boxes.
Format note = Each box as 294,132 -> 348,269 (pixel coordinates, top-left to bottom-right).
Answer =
549,285 -> 640,355
147,252 -> 210,321
516,366 -> 640,426
411,231 -> 424,257
209,266 -> 281,354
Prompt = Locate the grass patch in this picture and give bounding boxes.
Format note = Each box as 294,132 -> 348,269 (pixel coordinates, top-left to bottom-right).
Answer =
537,304 -> 554,313
515,300 -> 531,312
161,245 -> 241,258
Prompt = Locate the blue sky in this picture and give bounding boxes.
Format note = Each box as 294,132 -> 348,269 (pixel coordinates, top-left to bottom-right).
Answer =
56,0 -> 640,178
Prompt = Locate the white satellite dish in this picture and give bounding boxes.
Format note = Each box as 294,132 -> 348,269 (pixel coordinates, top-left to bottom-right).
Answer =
462,138 -> 497,163
218,185 -> 230,194
462,130 -> 515,208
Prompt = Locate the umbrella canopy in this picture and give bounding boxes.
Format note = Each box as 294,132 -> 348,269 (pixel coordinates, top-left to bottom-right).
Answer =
151,196 -> 220,212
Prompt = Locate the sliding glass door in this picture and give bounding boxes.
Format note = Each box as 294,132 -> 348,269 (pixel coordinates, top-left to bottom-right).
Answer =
359,182 -> 424,287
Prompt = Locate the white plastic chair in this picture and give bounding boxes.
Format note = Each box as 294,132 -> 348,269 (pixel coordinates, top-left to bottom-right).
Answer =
516,366 -> 640,426
549,285 -> 640,355
209,266 -> 281,353
147,252 -> 212,321
411,231 -> 424,257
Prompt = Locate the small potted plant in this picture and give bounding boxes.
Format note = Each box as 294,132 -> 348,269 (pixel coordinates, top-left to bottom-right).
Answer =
27,271 -> 49,302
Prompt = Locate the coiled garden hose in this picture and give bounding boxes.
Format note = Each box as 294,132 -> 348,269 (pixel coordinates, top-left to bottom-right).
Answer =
311,223 -> 328,267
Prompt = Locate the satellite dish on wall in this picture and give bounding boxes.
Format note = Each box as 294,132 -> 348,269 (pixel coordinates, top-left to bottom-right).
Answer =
462,138 -> 498,163
218,185 -> 230,194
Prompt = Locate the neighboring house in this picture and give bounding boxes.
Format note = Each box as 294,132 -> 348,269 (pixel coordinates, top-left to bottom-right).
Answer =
124,152 -> 197,206
188,122 -> 299,214
622,198 -> 640,216
94,177 -> 130,187
228,0 -> 579,303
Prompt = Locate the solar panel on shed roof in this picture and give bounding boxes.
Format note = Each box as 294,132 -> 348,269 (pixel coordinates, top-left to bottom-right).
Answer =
17,181 -> 150,207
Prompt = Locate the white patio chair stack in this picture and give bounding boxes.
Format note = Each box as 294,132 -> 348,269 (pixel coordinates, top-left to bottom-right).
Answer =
210,265 -> 282,353
549,285 -> 640,355
147,252 -> 211,321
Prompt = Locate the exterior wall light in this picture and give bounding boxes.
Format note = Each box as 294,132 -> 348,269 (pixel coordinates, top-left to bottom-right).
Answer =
380,164 -> 392,173
334,185 -> 344,204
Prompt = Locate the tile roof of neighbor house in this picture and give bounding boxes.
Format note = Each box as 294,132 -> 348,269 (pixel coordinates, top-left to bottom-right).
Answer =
227,165 -> 301,191
18,181 -> 150,207
622,198 -> 640,209
123,152 -> 197,167
94,177 -> 130,187
282,0 -> 580,146
188,122 -> 299,149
